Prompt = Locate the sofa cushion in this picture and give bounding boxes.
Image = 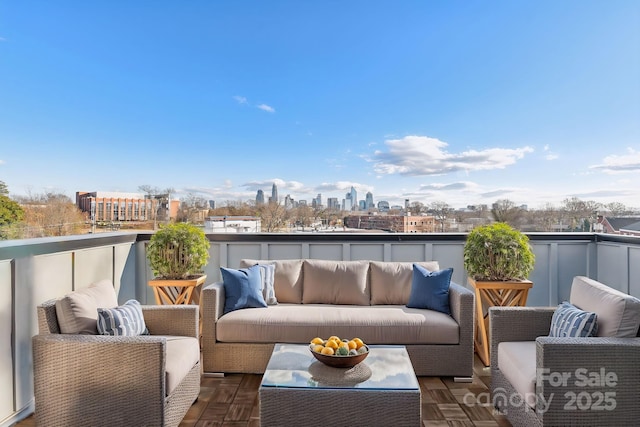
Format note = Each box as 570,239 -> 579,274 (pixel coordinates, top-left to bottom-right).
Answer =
221,266 -> 268,314
497,341 -> 537,409
163,336 -> 200,396
216,304 -> 460,344
302,260 -> 370,305
549,301 -> 598,337
569,276 -> 640,338
407,265 -> 452,315
97,299 -> 149,336
240,259 -> 304,303
55,279 -> 119,334
370,261 -> 440,305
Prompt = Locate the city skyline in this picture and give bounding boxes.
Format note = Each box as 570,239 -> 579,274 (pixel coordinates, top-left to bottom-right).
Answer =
1,2 -> 639,209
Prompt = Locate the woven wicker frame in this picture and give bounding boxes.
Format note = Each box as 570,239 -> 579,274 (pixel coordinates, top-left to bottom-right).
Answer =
202,280 -> 475,377
490,306 -> 640,426
33,300 -> 201,427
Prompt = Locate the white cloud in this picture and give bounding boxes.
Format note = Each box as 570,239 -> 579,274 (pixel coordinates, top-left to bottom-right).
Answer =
371,135 -> 533,176
545,153 -> 559,160
418,181 -> 479,191
315,181 -> 374,193
257,104 -> 275,113
589,148 -> 640,174
0,159 -> 5,165
233,95 -> 247,104
243,178 -> 308,193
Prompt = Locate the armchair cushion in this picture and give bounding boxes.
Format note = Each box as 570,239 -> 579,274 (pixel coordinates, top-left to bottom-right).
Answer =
549,301 -> 598,338
55,279 -> 119,334
570,276 -> 640,337
164,336 -> 200,395
97,299 -> 149,336
497,341 -> 537,408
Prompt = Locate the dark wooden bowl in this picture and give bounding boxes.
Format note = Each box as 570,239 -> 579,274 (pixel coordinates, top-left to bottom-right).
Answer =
310,346 -> 369,368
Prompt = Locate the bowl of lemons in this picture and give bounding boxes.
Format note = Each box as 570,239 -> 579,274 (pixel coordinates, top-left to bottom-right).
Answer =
309,336 -> 369,368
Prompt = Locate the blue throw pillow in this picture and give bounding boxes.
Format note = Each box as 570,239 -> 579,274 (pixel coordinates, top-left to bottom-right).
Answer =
221,265 -> 268,314
406,264 -> 452,315
97,299 -> 149,336
549,301 -> 598,337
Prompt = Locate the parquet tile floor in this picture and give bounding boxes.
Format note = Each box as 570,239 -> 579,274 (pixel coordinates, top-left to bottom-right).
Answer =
16,355 -> 511,426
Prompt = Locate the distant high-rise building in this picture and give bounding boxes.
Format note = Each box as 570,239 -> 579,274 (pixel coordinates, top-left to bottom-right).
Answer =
359,200 -> 366,210
256,190 -> 265,205
284,194 -> 294,209
365,192 -> 374,210
327,197 -> 339,211
350,186 -> 357,210
405,199 -> 410,210
270,183 -> 278,204
377,201 -> 390,212
343,195 -> 352,211
209,200 -> 216,209
312,193 -> 322,209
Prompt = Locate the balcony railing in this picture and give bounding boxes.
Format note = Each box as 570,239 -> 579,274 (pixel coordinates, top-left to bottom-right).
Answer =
1,231 -> 639,426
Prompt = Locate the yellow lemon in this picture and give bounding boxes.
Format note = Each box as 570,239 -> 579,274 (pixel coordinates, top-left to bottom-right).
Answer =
313,344 -> 324,353
352,338 -> 365,349
321,346 -> 335,355
324,340 -> 339,350
347,340 -> 357,350
310,337 -> 324,345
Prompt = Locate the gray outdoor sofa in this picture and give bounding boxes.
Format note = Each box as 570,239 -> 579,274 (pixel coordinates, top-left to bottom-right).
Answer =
202,259 -> 475,378
490,276 -> 640,426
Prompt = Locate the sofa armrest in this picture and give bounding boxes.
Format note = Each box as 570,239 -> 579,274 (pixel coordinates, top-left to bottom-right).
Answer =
535,337 -> 640,425
202,282 -> 225,342
449,282 -> 474,346
141,304 -> 199,338
33,334 -> 168,425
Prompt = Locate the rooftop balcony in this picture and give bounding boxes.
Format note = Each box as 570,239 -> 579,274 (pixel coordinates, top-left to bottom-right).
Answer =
1,231 -> 639,426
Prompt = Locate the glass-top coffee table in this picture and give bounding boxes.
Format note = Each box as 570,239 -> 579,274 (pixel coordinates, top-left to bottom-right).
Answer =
259,344 -> 420,427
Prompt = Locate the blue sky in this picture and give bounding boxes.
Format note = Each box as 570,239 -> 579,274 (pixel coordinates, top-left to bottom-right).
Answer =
1,1 -> 639,209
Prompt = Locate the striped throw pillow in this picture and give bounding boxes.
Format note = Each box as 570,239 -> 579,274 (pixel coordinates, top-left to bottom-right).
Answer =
257,264 -> 278,305
549,301 -> 598,338
97,299 -> 149,336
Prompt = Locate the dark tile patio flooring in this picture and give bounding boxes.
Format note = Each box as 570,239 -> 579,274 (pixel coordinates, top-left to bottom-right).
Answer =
16,355 -> 511,426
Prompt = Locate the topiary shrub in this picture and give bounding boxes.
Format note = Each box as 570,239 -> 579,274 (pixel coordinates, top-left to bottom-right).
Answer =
147,222 -> 210,280
463,222 -> 535,281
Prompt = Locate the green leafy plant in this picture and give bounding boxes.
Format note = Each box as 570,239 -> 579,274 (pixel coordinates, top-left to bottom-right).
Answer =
463,222 -> 535,281
147,223 -> 210,280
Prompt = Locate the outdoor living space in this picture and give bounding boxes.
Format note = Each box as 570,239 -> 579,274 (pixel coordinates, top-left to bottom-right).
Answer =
2,231 -> 639,427
15,355 -> 509,427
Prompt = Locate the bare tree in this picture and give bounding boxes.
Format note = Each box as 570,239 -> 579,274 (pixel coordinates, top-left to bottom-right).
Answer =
491,199 -> 524,227
177,193 -> 210,223
14,192 -> 86,238
409,201 -> 427,215
561,197 -> 602,231
429,201 -> 452,232
258,201 -> 288,232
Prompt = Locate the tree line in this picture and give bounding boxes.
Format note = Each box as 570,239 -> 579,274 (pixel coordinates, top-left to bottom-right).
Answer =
1,180 -> 638,239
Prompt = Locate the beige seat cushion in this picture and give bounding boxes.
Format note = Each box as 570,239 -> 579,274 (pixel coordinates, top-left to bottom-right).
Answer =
55,280 -> 119,334
163,336 -> 200,395
497,341 -> 537,409
216,304 -> 459,344
370,261 -> 440,305
240,259 -> 304,303
302,260 -> 370,305
570,276 -> 640,338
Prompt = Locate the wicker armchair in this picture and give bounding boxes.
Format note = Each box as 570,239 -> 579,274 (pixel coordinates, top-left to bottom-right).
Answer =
33,300 -> 201,427
490,277 -> 640,426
